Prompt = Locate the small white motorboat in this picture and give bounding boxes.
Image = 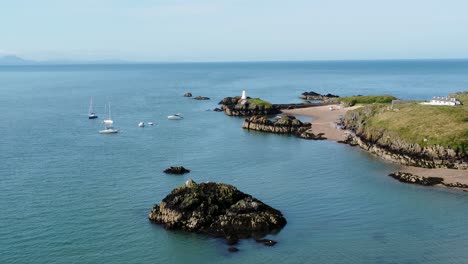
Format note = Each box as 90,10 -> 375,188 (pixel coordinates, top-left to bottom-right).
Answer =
167,114 -> 183,120
148,122 -> 154,126
138,122 -> 145,127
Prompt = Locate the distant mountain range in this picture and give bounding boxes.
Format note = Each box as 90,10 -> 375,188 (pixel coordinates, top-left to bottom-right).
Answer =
0,55 -> 35,65
0,55 -> 130,65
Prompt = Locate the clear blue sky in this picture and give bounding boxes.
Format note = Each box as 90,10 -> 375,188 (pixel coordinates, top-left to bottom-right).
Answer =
1,0 -> 468,62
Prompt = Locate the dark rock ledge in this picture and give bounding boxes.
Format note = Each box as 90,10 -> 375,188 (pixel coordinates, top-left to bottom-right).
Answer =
388,172 -> 444,186
242,115 -> 326,140
389,171 -> 468,191
164,166 -> 190,175
183,92 -> 192,97
193,96 -> 210,100
148,180 -> 287,245
300,91 -> 339,102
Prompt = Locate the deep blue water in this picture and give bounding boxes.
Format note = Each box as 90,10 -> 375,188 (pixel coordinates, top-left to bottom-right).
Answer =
1,60 -> 468,264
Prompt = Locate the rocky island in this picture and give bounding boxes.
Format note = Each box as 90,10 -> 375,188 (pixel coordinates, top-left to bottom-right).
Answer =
218,96 -> 280,116
300,91 -> 340,102
148,180 -> 287,245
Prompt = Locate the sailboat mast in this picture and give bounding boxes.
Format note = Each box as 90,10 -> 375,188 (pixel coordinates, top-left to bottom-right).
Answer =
89,97 -> 93,114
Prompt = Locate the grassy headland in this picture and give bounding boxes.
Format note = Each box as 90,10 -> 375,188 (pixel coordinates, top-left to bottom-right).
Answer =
339,95 -> 397,106
343,92 -> 468,151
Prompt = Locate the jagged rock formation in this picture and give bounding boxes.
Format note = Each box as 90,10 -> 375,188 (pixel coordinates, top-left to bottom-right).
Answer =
218,96 -> 280,116
341,106 -> 468,169
300,91 -> 339,102
148,180 -> 287,244
193,96 -> 210,100
183,93 -> 192,97
163,166 -> 190,175
242,115 -> 325,139
388,172 -> 444,186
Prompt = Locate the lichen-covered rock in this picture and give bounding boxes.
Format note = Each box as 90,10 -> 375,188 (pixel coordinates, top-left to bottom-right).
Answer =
163,166 -> 190,175
148,181 -> 287,242
388,172 -> 444,186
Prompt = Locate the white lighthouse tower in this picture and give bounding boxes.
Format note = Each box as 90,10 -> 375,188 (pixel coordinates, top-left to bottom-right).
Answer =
241,90 -> 247,100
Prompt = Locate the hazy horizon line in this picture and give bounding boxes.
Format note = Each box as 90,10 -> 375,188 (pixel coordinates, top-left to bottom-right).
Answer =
1,55 -> 468,66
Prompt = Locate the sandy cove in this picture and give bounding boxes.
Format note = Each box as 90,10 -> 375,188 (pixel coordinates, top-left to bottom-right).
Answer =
282,104 -> 468,190
282,104 -> 360,141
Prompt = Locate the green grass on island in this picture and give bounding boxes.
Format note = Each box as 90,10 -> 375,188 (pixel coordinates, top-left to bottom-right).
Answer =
247,98 -> 273,108
339,95 -> 397,106
345,92 -> 468,151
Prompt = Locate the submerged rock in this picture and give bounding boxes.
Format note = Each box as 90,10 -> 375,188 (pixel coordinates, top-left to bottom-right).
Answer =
388,172 -> 444,186
148,181 -> 287,242
184,92 -> 192,97
194,96 -> 210,100
163,166 -> 191,175
228,247 -> 239,253
255,238 -> 277,247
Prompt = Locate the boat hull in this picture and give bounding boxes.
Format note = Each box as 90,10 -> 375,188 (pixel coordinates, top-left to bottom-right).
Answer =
88,115 -> 98,119
167,116 -> 183,120
99,129 -> 119,134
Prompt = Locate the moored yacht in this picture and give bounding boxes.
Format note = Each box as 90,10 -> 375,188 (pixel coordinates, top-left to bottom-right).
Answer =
167,114 -> 183,120
99,102 -> 119,134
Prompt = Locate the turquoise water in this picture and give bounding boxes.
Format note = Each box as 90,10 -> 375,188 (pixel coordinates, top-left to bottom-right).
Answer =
1,60 -> 468,264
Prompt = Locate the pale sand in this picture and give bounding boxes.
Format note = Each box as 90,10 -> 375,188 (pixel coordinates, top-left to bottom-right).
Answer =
282,104 -> 361,141
283,104 -> 468,189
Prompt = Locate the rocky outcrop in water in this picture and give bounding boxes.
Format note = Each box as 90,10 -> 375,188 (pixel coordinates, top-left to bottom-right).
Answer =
218,96 -> 280,116
300,91 -> 339,102
184,92 -> 192,97
341,106 -> 468,169
163,166 -> 191,175
193,96 -> 210,100
148,180 -> 287,244
388,172 -> 444,186
242,115 -> 321,140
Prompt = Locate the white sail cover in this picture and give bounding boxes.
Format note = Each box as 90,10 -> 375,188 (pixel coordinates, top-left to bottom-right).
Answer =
104,119 -> 114,125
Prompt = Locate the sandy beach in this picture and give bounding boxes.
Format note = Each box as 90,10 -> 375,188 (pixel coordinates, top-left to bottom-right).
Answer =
282,104 -> 360,141
283,104 -> 468,190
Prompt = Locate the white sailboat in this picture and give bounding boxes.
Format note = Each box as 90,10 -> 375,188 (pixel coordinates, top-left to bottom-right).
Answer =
99,102 -> 119,134
88,97 -> 98,119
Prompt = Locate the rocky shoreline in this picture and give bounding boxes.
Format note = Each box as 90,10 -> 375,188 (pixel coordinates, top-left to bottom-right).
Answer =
148,180 -> 287,247
242,115 -> 326,140
340,125 -> 468,170
389,171 -> 468,190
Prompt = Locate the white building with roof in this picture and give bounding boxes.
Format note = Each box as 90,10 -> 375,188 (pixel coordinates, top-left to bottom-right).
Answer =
420,96 -> 461,106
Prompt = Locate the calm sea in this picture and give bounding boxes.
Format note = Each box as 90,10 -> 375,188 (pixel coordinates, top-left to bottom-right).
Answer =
1,60 -> 468,264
